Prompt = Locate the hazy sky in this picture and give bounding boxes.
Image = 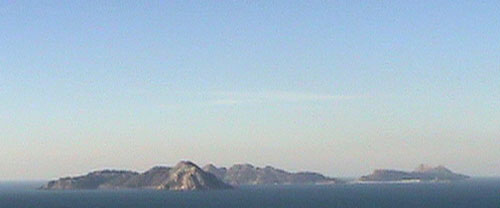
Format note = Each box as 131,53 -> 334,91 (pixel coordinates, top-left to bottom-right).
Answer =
1,1 -> 499,180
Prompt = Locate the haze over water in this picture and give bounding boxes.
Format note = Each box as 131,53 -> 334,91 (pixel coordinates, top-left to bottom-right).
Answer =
1,179 -> 500,208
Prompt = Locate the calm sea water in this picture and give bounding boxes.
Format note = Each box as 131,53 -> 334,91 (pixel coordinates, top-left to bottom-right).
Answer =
1,178 -> 499,208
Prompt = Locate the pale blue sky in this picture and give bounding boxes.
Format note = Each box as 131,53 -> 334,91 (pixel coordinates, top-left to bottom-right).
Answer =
1,1 -> 499,179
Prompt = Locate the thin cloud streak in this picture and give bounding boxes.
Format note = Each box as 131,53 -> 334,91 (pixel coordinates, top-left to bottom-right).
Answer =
208,91 -> 365,106
207,99 -> 244,106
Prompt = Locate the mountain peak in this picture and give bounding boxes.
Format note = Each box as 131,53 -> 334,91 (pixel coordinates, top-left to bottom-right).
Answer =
176,161 -> 198,168
414,164 -> 434,172
414,164 -> 453,174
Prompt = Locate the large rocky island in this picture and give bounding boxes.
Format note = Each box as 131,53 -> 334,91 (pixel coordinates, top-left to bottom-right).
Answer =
202,164 -> 339,185
41,161 -> 232,191
359,164 -> 469,183
42,161 -> 340,190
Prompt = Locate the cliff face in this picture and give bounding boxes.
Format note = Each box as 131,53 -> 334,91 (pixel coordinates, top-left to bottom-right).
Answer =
202,164 -> 338,185
359,164 -> 469,182
41,161 -> 232,191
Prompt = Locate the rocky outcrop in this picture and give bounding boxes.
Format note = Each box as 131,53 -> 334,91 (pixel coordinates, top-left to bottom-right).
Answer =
202,164 -> 227,180
202,164 -> 338,185
41,161 -> 232,191
359,164 -> 469,182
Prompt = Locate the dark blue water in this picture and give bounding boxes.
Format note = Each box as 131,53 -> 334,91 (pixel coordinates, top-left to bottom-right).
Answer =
1,178 -> 499,208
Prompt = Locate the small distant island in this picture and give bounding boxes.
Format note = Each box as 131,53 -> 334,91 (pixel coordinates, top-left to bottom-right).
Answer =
203,164 -> 339,185
359,164 -> 469,183
41,161 -> 231,191
41,161 -> 339,191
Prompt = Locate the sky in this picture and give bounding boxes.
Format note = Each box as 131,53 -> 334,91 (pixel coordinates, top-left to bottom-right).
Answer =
1,1 -> 499,180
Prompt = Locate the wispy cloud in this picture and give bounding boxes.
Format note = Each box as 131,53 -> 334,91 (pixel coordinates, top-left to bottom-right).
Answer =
207,91 -> 364,106
207,99 -> 244,106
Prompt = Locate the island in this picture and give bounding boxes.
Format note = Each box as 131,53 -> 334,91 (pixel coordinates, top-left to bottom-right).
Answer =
202,164 -> 339,185
359,164 -> 469,183
41,161 -> 232,191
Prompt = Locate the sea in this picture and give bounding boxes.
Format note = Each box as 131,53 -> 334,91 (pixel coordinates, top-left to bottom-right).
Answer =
1,178 -> 499,208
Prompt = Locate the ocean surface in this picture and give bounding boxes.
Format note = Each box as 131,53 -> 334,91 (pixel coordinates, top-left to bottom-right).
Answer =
1,178 -> 499,208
